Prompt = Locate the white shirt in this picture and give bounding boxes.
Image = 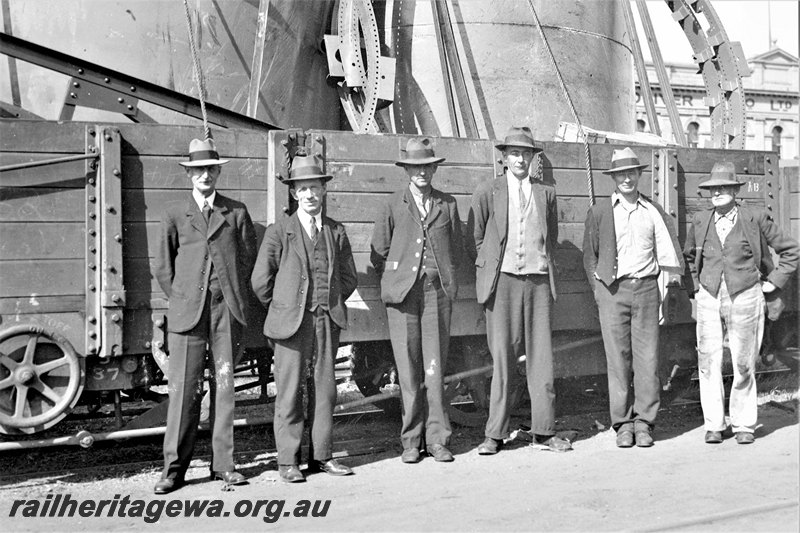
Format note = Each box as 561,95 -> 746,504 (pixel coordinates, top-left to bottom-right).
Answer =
296,208 -> 322,239
409,184 -> 432,219
612,191 -> 659,279
714,206 -> 738,245
192,189 -> 216,211
506,171 -> 531,211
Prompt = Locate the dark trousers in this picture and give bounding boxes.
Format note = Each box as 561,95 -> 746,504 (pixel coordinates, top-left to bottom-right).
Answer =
386,274 -> 452,450
162,280 -> 242,479
272,308 -> 338,466
594,276 -> 661,432
485,273 -> 555,439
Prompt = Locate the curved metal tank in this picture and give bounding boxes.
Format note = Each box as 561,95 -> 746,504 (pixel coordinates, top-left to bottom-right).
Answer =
379,0 -> 634,139
0,0 -> 341,129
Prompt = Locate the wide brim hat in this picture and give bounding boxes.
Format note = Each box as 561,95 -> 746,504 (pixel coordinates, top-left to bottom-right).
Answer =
395,137 -> 446,166
179,138 -> 230,167
283,154 -> 333,183
698,161 -> 744,189
495,126 -> 542,152
602,147 -> 648,174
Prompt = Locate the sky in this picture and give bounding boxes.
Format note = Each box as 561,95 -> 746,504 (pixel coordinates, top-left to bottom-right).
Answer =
639,0 -> 799,64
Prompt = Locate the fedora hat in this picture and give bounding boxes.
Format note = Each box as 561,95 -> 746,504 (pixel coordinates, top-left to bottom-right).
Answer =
283,154 -> 333,183
698,161 -> 744,189
179,138 -> 229,167
495,126 -> 542,152
602,147 -> 648,174
395,137 -> 446,166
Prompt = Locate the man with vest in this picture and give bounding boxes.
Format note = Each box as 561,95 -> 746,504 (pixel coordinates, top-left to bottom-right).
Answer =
370,137 -> 464,463
469,126 -> 571,454
252,154 -> 358,482
684,161 -> 798,444
153,138 -> 258,494
583,147 -> 684,448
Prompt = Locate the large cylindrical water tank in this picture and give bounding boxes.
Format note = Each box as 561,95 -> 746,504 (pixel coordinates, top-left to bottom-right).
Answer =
380,0 -> 634,139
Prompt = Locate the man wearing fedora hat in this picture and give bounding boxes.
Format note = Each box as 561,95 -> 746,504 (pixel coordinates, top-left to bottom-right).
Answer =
468,126 -> 571,454
153,138 -> 258,494
684,161 -> 798,445
252,154 -> 358,482
370,137 -> 463,463
583,147 -> 683,448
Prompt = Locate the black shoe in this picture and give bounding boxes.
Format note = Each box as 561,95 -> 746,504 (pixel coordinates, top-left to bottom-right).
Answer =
616,430 -> 634,448
279,465 -> 305,483
310,459 -> 353,476
477,437 -> 502,455
210,470 -> 246,485
154,477 -> 184,495
704,431 -> 723,444
426,444 -> 454,462
401,448 -> 421,463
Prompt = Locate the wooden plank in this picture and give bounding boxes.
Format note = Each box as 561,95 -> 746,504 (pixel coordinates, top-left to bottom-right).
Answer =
0,187 -> 84,222
676,148 -> 766,175
0,259 -> 84,297
0,295 -> 83,315
0,222 -> 84,260
326,162 -> 493,194
115,123 -> 270,159
682,172 -> 765,199
0,120 -> 87,153
0,155 -> 88,188
122,221 -> 268,259
120,156 -> 270,191
121,189 -> 270,223
0,311 -> 87,353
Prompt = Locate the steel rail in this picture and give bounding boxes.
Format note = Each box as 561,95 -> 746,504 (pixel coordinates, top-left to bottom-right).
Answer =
0,153 -> 98,173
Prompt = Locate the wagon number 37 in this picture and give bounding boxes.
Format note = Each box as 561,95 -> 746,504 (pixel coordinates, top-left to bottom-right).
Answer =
93,362 -> 120,381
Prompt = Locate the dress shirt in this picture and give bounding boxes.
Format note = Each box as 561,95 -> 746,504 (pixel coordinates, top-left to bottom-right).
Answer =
296,208 -> 323,239
506,171 -> 532,213
409,184 -> 432,219
612,192 -> 659,279
192,189 -> 216,211
714,206 -> 738,245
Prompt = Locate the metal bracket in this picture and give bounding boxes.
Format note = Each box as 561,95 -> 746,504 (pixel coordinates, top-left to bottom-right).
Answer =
60,77 -> 142,121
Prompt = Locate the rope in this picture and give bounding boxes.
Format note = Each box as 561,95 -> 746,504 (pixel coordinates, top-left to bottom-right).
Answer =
182,0 -> 212,140
525,0 -> 595,206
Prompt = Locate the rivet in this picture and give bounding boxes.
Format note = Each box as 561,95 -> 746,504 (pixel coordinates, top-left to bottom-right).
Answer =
87,345 -> 96,354
654,191 -> 659,196
155,341 -> 164,349
743,167 -> 748,173
112,294 -> 121,303
88,262 -> 96,270
127,105 -> 133,110
654,165 -> 660,170
768,192 -> 774,198
88,177 -> 95,185
105,134 -> 112,142
655,153 -> 660,158
670,210 -> 676,216
115,234 -> 122,243
89,195 -> 96,203
106,206 -> 115,214
144,341 -> 152,349
130,86 -> 136,92
89,213 -> 96,219
78,68 -> 84,75
767,181 -> 772,187
767,205 -> 772,210
73,82 -> 80,88
104,77 -> 110,83
88,229 -> 96,236
673,184 -> 678,189
89,331 -> 97,339
155,318 -> 164,328
654,177 -> 659,183
108,265 -> 116,274
89,128 -> 95,136
113,169 -> 120,176
89,246 -> 96,253
88,316 -> 97,324
766,157 -> 771,163
117,97 -> 124,103
768,169 -> 773,174
669,166 -> 674,171
89,284 -> 96,292
111,314 -> 120,323
70,92 -> 77,99
315,135 -> 323,142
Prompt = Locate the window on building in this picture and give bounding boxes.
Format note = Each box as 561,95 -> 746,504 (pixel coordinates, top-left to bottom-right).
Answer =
687,122 -> 699,148
636,119 -> 646,133
772,126 -> 783,156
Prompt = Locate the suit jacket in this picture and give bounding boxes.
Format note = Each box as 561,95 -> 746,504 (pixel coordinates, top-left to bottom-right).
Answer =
683,204 -> 799,296
370,187 -> 463,304
468,176 -> 559,304
155,193 -> 257,333
582,194 -> 684,290
251,213 -> 358,340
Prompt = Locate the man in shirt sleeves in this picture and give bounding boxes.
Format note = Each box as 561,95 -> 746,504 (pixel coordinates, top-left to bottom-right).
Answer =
582,147 -> 684,449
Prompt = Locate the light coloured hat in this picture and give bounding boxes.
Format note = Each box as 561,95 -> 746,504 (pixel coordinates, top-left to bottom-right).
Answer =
495,126 -> 542,152
603,147 -> 648,174
395,137 -> 446,166
698,161 -> 744,189
179,138 -> 229,167
283,154 -> 333,183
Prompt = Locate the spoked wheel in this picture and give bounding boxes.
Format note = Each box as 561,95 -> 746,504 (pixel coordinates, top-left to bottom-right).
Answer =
349,341 -> 402,417
0,325 -> 85,435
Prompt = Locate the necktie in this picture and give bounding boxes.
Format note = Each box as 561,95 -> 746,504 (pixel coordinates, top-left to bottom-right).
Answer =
310,216 -> 318,241
202,200 -> 211,224
518,181 -> 527,213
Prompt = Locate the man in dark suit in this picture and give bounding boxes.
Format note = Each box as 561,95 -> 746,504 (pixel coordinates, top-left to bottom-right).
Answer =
469,126 -> 571,454
153,138 -> 257,494
252,154 -> 358,483
370,138 -> 463,464
583,147 -> 683,449
684,161 -> 798,445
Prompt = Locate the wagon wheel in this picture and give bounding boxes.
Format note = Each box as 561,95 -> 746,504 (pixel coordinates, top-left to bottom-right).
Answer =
349,341 -> 402,417
0,325 -> 84,435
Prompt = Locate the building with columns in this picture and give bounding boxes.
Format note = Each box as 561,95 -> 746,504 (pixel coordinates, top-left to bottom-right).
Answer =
635,47 -> 799,160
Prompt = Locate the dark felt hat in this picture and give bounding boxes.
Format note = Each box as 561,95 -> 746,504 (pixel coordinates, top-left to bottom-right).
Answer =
283,154 -> 333,183
495,126 -> 542,152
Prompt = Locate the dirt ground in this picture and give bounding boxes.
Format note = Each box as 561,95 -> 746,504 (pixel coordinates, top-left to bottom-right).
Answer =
1,379 -> 798,533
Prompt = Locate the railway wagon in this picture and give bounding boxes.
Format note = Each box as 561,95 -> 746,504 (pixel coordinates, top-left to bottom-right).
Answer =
0,119 -> 794,438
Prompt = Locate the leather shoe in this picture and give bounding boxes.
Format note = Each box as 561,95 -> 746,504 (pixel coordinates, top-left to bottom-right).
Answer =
534,435 -> 573,452
279,465 -> 305,483
310,459 -> 353,476
616,430 -> 634,448
704,431 -> 723,444
635,430 -> 654,448
426,444 -> 454,462
153,477 -> 184,495
477,437 -> 502,455
401,448 -> 421,463
210,470 -> 246,485
735,432 -> 755,444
